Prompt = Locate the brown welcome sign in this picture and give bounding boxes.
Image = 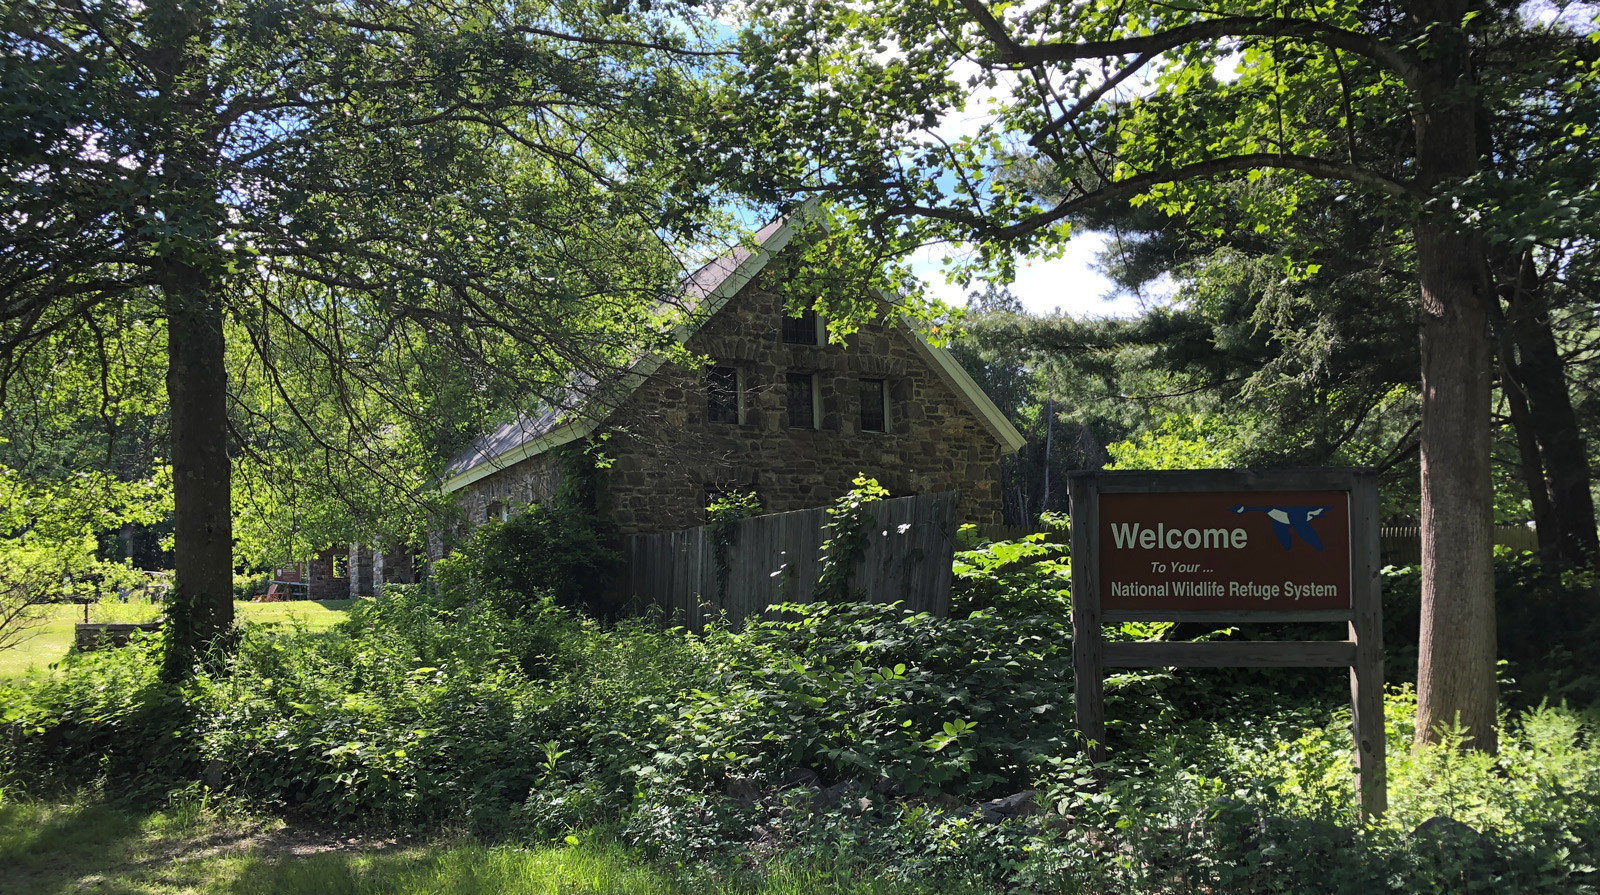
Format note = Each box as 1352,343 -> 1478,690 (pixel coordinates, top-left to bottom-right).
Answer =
1100,490 -> 1352,612
1070,469 -> 1385,821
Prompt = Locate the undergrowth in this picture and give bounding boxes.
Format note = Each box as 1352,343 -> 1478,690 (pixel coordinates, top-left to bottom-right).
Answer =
2,504 -> 1597,893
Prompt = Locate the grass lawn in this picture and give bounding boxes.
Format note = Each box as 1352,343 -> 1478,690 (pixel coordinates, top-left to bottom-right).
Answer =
0,799 -> 976,895
0,599 -> 356,681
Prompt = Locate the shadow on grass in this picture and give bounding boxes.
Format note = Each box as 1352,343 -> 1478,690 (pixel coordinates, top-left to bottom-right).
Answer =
0,800 -> 150,894
217,841 -> 996,895
2,801 -> 993,895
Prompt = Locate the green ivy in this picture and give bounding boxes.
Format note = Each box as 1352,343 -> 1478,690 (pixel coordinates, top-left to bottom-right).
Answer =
706,489 -> 761,606
814,475 -> 889,604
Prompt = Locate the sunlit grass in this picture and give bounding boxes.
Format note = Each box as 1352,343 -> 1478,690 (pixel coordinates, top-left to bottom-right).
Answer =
0,798 -> 987,895
0,599 -> 355,680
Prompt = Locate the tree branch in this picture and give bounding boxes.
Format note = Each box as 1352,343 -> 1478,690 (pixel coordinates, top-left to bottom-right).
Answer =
955,1 -> 1420,90
1029,51 -> 1160,148
887,153 -> 1420,241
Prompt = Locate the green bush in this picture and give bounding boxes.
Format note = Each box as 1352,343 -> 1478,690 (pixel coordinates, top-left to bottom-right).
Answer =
0,557 -> 1096,831
1016,693 -> 1600,895
232,572 -> 268,601
599,601 -> 1080,804
434,500 -> 619,618
0,632 -> 198,797
950,527 -> 1069,617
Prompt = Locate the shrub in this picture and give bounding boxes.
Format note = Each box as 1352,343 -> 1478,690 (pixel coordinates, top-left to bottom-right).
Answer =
1014,693 -> 1600,895
3,525 -> 1596,894
232,572 -> 268,601
950,526 -> 1069,617
433,500 -> 618,618
0,632 -> 197,797
599,601 -> 1081,804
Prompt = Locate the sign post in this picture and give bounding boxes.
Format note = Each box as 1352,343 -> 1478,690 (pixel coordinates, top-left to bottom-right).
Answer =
1069,468 -> 1385,820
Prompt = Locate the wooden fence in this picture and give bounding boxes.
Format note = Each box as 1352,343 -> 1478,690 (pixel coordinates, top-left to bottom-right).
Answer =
965,523 -> 1070,544
629,491 -> 959,627
1379,524 -> 1540,566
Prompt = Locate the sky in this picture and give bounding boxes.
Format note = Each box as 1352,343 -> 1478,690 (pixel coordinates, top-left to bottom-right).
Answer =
910,231 -> 1157,319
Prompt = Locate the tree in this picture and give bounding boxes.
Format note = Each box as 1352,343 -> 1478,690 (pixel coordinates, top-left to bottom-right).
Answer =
0,300 -> 170,652
720,0 -> 1600,750
985,64 -> 1600,571
1076,182 -> 1600,569
2,0 -> 730,670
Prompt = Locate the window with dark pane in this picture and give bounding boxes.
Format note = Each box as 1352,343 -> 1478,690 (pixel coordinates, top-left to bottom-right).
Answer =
782,307 -> 819,345
786,372 -> 815,428
859,378 -> 887,432
707,365 -> 740,424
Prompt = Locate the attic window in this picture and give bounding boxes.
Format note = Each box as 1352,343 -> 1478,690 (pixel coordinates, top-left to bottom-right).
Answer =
707,365 -> 741,424
860,378 -> 888,433
782,307 -> 820,345
786,372 -> 817,429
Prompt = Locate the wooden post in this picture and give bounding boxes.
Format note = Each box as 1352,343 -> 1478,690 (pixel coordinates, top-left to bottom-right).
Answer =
1069,474 -> 1106,763
1350,472 -> 1387,821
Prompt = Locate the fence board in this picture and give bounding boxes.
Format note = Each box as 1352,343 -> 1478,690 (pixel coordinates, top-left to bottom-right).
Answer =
629,492 -> 959,626
1379,524 -> 1538,566
967,524 -> 1069,545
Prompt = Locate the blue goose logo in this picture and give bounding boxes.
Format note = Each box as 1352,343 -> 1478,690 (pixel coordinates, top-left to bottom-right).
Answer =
1230,505 -> 1334,550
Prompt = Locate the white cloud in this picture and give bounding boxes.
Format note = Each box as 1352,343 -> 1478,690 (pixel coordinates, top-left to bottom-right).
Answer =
1521,0 -> 1598,30
910,231 -> 1163,319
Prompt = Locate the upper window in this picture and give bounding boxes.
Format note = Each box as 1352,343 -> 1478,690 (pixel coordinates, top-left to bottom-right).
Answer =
706,365 -> 741,424
860,378 -> 887,433
786,372 -> 817,429
782,308 -> 820,345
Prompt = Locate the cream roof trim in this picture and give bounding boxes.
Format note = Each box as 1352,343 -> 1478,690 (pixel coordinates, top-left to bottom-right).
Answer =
897,316 -> 1027,453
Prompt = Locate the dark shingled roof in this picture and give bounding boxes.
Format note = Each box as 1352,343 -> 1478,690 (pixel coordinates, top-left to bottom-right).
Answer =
441,407 -> 565,480
442,216 -> 790,481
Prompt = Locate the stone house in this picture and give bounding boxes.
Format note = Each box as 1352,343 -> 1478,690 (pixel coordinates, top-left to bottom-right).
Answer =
268,545 -> 416,601
437,211 -> 1025,545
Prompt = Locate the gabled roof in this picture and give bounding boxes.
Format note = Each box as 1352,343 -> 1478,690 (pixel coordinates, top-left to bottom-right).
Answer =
440,208 -> 1025,494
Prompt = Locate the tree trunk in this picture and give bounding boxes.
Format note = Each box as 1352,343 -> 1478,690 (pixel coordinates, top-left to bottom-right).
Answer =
1414,228 -> 1498,753
163,263 -> 234,668
1409,0 -> 1499,753
1041,398 -> 1054,515
1499,353 -> 1558,561
147,0 -> 233,677
1500,252 -> 1600,570
1489,292 -> 1559,563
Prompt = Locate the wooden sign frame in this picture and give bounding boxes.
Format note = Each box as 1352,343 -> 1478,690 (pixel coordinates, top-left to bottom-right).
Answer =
1069,468 -> 1386,820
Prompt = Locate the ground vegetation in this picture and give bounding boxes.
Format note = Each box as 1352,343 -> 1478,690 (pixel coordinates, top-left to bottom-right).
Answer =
2,503 -> 1596,893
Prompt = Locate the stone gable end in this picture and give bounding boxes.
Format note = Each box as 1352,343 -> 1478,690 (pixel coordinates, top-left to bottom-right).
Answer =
455,261 -> 1012,537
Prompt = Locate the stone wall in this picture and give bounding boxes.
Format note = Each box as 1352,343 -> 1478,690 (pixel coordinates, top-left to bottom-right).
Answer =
598,275 -> 1008,535
449,264 -> 1012,538
454,452 -> 565,534
342,544 -> 420,597
305,549 -> 345,601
